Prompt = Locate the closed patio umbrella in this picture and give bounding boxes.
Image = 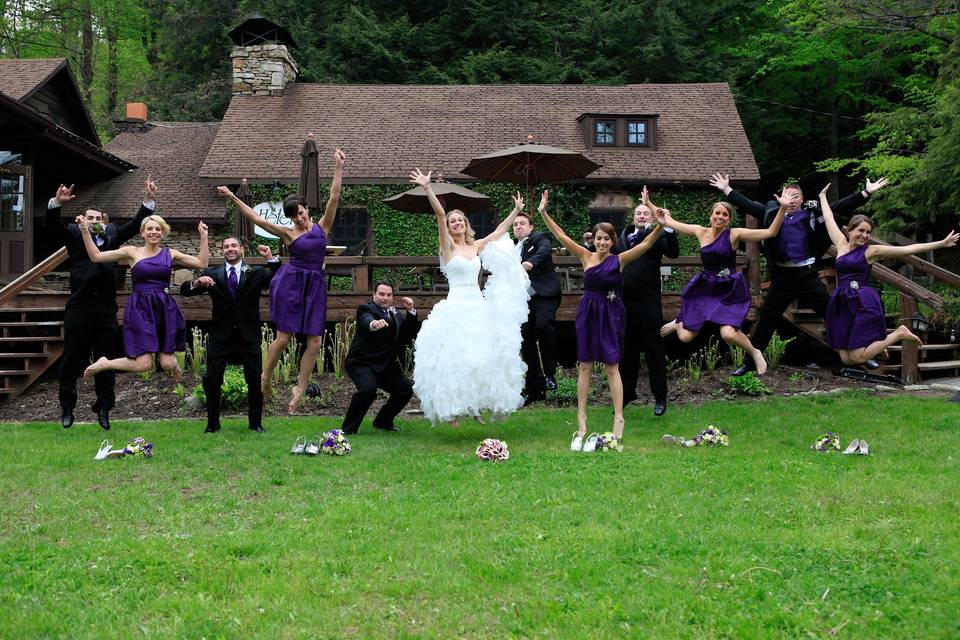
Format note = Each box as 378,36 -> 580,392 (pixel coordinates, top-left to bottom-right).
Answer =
235,178 -> 256,249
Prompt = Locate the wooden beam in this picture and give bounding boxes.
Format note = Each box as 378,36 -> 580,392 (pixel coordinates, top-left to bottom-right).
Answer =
0,248 -> 67,306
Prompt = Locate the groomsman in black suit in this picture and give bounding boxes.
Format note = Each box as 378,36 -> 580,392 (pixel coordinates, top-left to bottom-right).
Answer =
341,282 -> 419,434
513,209 -> 562,404
618,201 -> 680,415
45,179 -> 156,429
180,237 -> 280,433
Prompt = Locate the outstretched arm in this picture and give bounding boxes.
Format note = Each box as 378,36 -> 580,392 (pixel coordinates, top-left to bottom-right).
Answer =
44,183 -> 74,245
816,183 -> 849,249
646,187 -> 701,237
318,148 -> 346,234
710,172 -> 765,219
116,175 -> 158,244
409,168 -> 453,258
733,191 -> 787,243
217,185 -> 292,242
477,191 -> 524,248
537,190 -> 590,260
78,216 -> 134,264
866,230 -> 958,262
170,221 -> 210,269
618,223 -> 664,268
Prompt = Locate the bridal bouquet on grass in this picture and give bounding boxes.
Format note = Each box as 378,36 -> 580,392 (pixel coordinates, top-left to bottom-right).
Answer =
595,432 -> 624,452
810,432 -> 841,453
95,437 -> 153,460
476,438 -> 509,462
693,426 -> 729,447
320,429 -> 352,456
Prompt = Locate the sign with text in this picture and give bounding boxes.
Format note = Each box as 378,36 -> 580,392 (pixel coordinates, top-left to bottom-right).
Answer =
252,202 -> 292,239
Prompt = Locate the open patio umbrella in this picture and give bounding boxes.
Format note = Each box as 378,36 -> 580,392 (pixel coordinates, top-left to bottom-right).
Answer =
462,143 -> 601,186
297,133 -> 321,213
382,181 -> 491,214
235,178 -> 256,249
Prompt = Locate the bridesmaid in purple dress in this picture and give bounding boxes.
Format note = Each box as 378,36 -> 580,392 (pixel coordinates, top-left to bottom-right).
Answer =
818,184 -> 957,365
81,214 -> 209,378
218,147 -> 346,413
537,189 -> 664,449
656,189 -> 787,375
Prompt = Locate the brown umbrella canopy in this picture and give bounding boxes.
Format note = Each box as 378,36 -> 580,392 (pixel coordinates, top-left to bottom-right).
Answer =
383,182 -> 492,214
234,178 -> 256,246
462,143 -> 601,185
297,133 -> 321,212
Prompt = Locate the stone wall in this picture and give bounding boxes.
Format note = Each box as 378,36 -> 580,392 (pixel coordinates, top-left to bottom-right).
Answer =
231,44 -> 298,96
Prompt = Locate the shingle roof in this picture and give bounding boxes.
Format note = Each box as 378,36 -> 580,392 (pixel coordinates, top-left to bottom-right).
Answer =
199,83 -> 759,186
0,57 -> 65,100
66,122 -> 224,221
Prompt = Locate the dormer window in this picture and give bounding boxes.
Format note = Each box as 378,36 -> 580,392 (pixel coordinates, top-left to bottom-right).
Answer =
580,114 -> 657,149
594,120 -> 616,146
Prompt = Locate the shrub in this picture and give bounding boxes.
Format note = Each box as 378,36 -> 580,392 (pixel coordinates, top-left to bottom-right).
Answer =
725,372 -> 771,396
764,331 -> 795,370
192,366 -> 249,409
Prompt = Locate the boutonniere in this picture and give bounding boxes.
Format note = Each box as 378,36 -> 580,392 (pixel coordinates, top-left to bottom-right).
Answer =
240,264 -> 250,273
90,222 -> 104,235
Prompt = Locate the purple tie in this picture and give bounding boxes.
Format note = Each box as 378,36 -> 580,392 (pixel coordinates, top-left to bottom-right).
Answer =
227,266 -> 238,296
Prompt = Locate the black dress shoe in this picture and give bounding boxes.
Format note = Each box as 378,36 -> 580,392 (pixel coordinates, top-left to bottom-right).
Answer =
248,425 -> 266,433
864,359 -> 880,370
61,412 -> 75,429
731,363 -> 754,377
204,424 -> 221,433
623,393 -> 637,406
544,376 -> 557,391
373,423 -> 400,432
523,391 -> 546,407
654,402 -> 667,417
341,428 -> 359,435
97,408 -> 111,431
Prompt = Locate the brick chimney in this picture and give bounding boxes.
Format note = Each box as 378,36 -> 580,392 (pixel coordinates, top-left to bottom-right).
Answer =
114,102 -> 152,133
229,15 -> 298,96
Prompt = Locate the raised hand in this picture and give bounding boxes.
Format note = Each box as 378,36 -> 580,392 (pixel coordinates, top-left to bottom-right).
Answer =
512,191 -> 524,212
709,172 -> 730,192
409,167 -> 431,186
641,185 -> 651,206
257,244 -> 273,259
216,186 -> 234,199
74,215 -> 89,232
654,207 -> 668,225
198,221 -> 208,237
334,148 -> 346,167
865,177 -> 888,194
538,190 -> 549,212
818,183 -> 831,199
55,184 -> 76,205
400,296 -> 415,310
942,230 -> 959,248
144,175 -> 158,200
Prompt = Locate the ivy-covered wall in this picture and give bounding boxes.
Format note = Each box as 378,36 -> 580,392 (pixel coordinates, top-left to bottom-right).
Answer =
241,181 -> 726,260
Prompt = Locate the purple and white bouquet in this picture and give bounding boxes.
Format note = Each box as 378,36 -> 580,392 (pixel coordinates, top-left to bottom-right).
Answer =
692,425 -> 729,447
596,432 -> 624,452
320,429 -> 352,456
123,436 -> 154,458
475,438 -> 509,462
810,431 -> 840,453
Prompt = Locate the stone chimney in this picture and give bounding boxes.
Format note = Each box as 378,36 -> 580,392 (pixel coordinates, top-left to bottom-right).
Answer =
228,15 -> 298,96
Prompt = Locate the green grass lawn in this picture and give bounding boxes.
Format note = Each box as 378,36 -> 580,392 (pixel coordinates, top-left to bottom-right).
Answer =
1,392 -> 958,639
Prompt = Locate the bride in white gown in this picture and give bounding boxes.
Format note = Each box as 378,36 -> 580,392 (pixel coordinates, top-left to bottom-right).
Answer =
408,168 -> 531,425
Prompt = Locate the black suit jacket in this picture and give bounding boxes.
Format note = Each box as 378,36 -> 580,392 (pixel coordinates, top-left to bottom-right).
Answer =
618,225 -> 680,303
518,231 -> 561,297
179,261 -> 280,345
345,302 -> 419,373
725,189 -> 867,264
45,203 -> 152,321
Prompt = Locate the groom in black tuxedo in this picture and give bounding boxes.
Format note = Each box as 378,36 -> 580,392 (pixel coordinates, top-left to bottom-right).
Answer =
341,282 -> 419,434
45,179 -> 156,429
180,237 -> 280,433
513,210 -> 562,404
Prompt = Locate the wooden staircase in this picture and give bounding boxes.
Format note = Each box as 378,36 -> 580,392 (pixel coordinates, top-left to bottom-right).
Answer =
0,307 -> 64,399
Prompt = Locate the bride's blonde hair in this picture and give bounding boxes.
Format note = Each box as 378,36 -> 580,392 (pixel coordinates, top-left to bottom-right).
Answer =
446,209 -> 476,244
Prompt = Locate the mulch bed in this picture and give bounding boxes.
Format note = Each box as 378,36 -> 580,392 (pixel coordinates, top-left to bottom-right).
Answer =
0,363 -> 878,424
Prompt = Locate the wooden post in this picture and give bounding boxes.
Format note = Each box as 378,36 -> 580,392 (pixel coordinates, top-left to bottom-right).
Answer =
899,292 -> 919,384
352,259 -> 370,292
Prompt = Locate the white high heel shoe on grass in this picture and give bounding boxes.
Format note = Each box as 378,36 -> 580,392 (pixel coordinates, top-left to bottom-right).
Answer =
570,432 -> 585,452
581,433 -> 600,453
94,440 -> 112,461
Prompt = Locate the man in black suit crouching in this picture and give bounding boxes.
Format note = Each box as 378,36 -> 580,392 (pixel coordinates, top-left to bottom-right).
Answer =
341,282 -> 419,434
618,199 -> 680,416
513,209 -> 562,404
45,179 -> 156,429
180,237 -> 279,433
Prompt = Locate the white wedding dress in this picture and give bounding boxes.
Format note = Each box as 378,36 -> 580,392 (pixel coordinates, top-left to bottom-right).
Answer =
413,236 -> 530,424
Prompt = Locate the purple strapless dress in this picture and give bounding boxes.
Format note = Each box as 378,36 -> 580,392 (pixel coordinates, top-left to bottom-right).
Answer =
575,255 -> 625,364
825,246 -> 886,349
269,223 -> 328,335
677,229 -> 750,331
122,248 -> 185,357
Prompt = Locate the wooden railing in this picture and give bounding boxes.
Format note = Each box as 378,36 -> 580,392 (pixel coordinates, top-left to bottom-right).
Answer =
0,247 -> 67,306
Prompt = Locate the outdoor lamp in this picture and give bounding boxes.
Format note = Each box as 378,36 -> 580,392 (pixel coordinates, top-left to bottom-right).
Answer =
910,312 -> 930,334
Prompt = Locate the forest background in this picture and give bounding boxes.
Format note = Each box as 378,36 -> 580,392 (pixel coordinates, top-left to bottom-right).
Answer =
1,0 -> 958,232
